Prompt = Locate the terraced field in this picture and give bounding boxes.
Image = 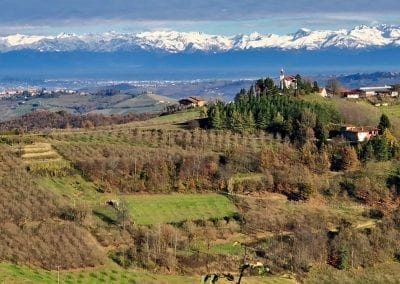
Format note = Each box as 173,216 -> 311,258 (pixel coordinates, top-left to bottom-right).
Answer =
20,142 -> 72,175
22,143 -> 60,161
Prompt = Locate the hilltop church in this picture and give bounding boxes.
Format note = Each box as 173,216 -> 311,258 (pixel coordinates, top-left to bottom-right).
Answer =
279,69 -> 297,90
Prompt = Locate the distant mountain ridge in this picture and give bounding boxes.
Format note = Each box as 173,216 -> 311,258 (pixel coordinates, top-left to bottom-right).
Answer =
1,25 -> 400,53
336,72 -> 400,88
338,71 -> 400,81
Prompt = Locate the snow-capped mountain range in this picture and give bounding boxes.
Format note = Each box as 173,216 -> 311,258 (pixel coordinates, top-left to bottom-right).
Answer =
1,25 -> 400,53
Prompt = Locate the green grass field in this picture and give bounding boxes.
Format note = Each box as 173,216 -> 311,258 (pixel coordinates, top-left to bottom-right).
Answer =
303,94 -> 380,126
125,194 -> 236,225
0,262 -> 296,284
40,174 -> 373,229
189,241 -> 245,256
40,176 -> 237,225
379,103 -> 400,117
124,108 -> 201,129
0,262 -> 197,284
37,175 -> 100,203
305,262 -> 400,284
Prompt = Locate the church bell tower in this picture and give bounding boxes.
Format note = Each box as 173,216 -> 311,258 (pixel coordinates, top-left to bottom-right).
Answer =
279,68 -> 285,90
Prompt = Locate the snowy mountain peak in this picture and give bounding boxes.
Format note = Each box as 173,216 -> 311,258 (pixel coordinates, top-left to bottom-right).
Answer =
4,34 -> 49,46
0,25 -> 399,53
293,28 -> 312,39
56,32 -> 77,39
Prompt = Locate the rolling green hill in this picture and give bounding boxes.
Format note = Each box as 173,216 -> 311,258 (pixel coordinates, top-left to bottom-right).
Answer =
0,92 -> 177,121
93,93 -> 177,114
1,101 -> 400,283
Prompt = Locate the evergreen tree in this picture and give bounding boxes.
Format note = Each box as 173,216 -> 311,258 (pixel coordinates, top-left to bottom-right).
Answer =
314,120 -> 327,148
295,74 -> 303,90
360,142 -> 374,161
249,85 -> 255,96
264,78 -> 276,94
230,109 -> 245,132
372,136 -> 390,161
255,110 -> 268,130
210,105 -> 223,129
282,117 -> 294,139
244,111 -> 256,131
312,81 -> 320,92
256,79 -> 265,93
378,114 -> 391,134
303,80 -> 313,94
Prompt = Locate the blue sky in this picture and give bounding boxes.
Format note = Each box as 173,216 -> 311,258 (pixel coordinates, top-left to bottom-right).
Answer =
0,0 -> 399,35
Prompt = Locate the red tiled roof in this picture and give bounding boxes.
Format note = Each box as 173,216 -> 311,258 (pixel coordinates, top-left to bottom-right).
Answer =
284,76 -> 296,81
189,96 -> 205,102
343,126 -> 378,133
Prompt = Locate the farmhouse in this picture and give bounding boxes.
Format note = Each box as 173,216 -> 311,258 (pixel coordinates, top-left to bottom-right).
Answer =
179,96 -> 206,107
343,92 -> 360,99
340,125 -> 379,142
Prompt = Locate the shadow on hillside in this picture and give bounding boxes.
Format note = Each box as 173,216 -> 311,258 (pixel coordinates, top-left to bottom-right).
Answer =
175,118 -> 209,129
93,210 -> 117,225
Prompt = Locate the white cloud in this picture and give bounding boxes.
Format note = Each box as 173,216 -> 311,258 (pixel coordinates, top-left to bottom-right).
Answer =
0,2 -> 399,36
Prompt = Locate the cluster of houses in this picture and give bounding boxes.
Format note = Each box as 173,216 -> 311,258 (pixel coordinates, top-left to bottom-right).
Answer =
278,69 -> 399,99
0,87 -> 78,99
320,85 -> 399,99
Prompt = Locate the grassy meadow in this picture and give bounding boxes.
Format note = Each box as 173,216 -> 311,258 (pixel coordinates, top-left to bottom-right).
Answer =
39,176 -> 237,225
0,262 -> 297,284
124,194 -> 236,225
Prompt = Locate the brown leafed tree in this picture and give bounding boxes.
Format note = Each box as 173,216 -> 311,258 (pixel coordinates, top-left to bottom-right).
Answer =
326,77 -> 342,96
341,146 -> 360,171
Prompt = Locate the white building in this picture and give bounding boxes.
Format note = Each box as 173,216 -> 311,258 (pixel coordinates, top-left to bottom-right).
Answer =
318,87 -> 328,97
279,69 -> 297,90
340,126 -> 379,142
344,93 -> 360,99
358,85 -> 396,97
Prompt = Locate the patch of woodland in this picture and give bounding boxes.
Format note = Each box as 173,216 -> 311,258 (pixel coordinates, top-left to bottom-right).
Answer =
0,110 -> 156,132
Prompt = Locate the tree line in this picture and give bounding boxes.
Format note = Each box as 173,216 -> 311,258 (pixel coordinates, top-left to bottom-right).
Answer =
207,78 -> 341,145
0,110 -> 156,132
